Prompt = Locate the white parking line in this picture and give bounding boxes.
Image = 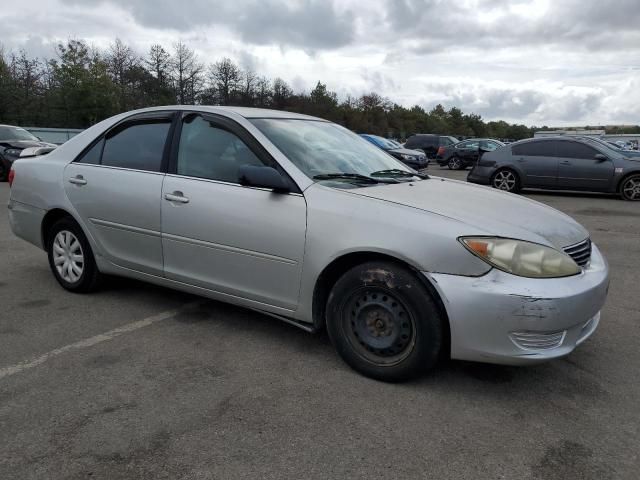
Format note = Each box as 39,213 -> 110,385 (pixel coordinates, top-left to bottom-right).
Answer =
0,301 -> 204,381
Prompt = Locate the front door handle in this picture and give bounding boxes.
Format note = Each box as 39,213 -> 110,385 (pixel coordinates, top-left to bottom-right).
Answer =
560,160 -> 571,165
164,192 -> 190,204
69,175 -> 87,186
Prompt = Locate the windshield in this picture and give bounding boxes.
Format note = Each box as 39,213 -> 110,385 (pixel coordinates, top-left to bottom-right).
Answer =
0,126 -> 39,142
251,119 -> 414,182
579,137 -> 625,158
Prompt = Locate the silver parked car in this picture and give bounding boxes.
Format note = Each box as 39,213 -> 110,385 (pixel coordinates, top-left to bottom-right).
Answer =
8,107 -> 610,381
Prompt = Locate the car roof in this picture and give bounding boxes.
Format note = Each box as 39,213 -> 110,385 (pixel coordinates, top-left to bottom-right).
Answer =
119,105 -> 325,121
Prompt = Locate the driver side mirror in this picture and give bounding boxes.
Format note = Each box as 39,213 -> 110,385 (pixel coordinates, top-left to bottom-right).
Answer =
594,153 -> 608,162
238,165 -> 290,193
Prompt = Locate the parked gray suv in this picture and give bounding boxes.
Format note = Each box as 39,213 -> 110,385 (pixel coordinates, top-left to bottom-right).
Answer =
468,136 -> 640,200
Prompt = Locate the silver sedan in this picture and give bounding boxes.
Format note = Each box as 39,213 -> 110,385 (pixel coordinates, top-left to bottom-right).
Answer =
7,106 -> 609,381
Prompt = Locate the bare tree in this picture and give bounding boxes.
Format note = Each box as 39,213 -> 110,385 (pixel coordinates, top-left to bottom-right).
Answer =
209,57 -> 241,105
106,38 -> 139,110
170,41 -> 204,104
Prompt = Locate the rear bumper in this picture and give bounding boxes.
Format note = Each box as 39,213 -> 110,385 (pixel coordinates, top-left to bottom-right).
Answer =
425,242 -> 609,365
8,199 -> 46,249
467,166 -> 493,185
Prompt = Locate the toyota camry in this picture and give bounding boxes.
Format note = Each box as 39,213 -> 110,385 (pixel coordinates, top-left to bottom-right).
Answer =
8,106 -> 609,381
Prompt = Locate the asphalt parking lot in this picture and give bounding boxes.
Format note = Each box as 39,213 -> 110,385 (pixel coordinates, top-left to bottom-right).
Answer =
1,171 -> 639,480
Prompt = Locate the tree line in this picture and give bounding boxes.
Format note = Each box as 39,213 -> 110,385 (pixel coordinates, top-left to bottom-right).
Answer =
1,39 -> 636,140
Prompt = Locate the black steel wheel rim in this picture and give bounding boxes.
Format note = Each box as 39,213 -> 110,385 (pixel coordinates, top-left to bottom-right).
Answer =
341,287 -> 416,366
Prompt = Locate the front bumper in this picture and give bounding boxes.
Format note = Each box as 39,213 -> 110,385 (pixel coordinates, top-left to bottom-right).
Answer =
426,242 -> 609,365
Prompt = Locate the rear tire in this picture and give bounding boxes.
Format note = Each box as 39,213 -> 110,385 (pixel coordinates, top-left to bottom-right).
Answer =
491,168 -> 520,193
448,156 -> 462,170
0,162 -> 7,182
620,174 -> 640,201
46,217 -> 102,293
326,261 -> 443,382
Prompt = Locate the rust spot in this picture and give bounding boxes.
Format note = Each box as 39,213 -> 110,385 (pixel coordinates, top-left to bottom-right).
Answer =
361,268 -> 396,289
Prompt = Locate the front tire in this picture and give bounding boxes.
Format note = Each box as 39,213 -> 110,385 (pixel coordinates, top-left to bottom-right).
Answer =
326,261 -> 443,382
47,217 -> 102,292
448,156 -> 464,170
620,174 -> 640,201
491,168 -> 520,193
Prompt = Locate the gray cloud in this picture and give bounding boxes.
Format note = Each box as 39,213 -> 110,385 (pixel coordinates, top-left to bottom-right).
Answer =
61,0 -> 355,50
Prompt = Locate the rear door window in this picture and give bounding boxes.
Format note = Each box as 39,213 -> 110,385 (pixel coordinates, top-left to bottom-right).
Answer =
101,119 -> 172,172
512,141 -> 557,157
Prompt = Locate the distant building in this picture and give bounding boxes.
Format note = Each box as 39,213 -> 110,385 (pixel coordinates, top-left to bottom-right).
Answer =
534,130 -> 640,148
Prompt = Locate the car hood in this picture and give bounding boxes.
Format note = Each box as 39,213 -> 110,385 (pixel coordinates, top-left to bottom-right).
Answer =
351,177 -> 589,249
388,148 -> 425,156
0,139 -> 56,150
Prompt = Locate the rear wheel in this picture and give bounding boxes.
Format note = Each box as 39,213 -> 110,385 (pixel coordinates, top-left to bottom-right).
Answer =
491,168 -> 520,193
620,174 -> 640,201
326,261 -> 443,382
0,162 -> 6,182
448,156 -> 462,170
47,217 -> 102,292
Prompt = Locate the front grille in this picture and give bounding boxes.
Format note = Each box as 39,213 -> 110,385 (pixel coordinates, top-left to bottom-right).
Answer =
563,238 -> 592,267
510,330 -> 566,351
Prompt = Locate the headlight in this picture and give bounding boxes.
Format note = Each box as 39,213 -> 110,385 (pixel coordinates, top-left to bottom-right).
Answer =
4,148 -> 21,157
400,154 -> 416,161
460,237 -> 581,278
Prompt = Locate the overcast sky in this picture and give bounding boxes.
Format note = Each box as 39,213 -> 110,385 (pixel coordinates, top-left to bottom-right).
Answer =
2,0 -> 639,126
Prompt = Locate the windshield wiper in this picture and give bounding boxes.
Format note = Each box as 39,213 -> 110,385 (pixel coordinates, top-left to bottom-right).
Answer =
313,173 -> 381,184
370,169 -> 429,179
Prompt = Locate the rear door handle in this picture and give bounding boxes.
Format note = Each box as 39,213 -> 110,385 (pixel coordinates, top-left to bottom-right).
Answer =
560,160 -> 571,165
69,175 -> 87,185
164,192 -> 190,204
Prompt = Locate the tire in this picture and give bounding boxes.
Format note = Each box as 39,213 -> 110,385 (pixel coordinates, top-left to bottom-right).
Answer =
620,174 -> 640,201
491,168 -> 520,193
326,261 -> 444,382
46,217 -> 102,293
0,161 -> 7,182
448,156 -> 463,170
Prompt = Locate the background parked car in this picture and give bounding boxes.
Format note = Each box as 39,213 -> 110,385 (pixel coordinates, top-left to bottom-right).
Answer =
468,136 -> 640,200
602,139 -> 640,158
0,125 -> 56,181
436,138 -> 505,170
359,134 -> 429,170
404,134 -> 459,159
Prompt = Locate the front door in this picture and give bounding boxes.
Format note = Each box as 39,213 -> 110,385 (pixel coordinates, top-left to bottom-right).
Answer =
64,113 -> 174,275
161,113 -> 307,311
556,140 -> 615,191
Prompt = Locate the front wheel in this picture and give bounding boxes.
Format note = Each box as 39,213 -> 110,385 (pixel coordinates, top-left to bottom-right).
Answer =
47,217 -> 102,292
326,261 -> 444,382
491,168 -> 520,193
620,174 -> 640,201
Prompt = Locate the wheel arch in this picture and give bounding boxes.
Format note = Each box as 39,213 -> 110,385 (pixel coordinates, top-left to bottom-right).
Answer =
311,251 -> 451,357
41,208 -> 80,248
617,170 -> 640,193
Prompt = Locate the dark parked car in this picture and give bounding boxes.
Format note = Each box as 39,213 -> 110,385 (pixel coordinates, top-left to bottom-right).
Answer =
359,134 -> 429,170
0,125 -> 56,181
436,138 -> 505,169
468,136 -> 640,200
404,134 -> 459,159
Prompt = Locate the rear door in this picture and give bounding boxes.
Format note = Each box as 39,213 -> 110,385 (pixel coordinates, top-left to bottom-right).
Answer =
556,140 -> 615,191
64,112 -> 174,276
510,140 -> 559,187
457,139 -> 480,163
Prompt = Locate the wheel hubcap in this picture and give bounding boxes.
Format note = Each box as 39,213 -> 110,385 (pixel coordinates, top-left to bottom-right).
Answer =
623,178 -> 640,200
53,230 -> 84,283
450,158 -> 460,169
343,289 -> 415,365
493,171 -> 516,191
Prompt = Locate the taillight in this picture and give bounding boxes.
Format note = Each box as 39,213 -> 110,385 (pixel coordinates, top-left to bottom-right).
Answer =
8,168 -> 15,187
